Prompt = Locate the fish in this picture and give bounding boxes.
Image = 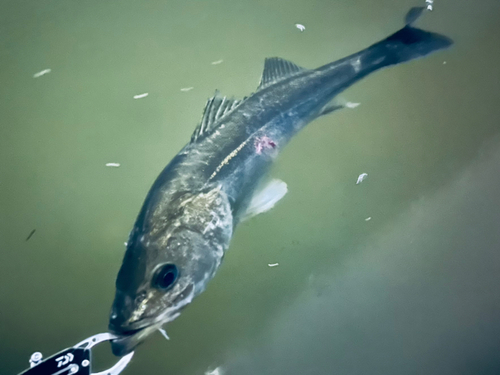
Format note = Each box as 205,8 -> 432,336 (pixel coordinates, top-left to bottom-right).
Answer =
108,7 -> 452,356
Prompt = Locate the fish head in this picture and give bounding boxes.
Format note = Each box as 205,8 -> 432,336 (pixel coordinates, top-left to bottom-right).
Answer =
108,227 -> 225,356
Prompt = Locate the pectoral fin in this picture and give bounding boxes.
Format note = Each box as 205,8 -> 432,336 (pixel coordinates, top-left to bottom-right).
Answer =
241,179 -> 288,221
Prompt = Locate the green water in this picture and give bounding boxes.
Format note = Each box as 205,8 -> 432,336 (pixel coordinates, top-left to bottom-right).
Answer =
2,0 -> 500,374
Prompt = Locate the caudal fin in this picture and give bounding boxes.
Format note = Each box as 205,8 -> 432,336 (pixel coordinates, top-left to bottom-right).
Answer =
381,7 -> 453,64
383,25 -> 453,64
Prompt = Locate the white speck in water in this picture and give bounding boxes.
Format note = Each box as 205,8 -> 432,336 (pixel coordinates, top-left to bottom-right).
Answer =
268,263 -> 279,267
181,87 -> 194,92
443,61 -> 447,65
427,4 -> 433,10
345,102 -> 361,109
105,163 -> 120,167
158,327 -> 170,340
133,93 -> 149,99
211,60 -> 224,65
205,366 -> 224,375
295,23 -> 305,32
33,69 -> 51,78
356,173 -> 368,185
124,242 -> 128,246
365,217 -> 372,221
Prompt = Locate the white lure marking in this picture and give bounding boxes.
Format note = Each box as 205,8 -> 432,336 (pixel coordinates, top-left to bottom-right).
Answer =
105,163 -> 120,167
180,87 -> 194,92
268,263 -> 279,267
365,217 -> 372,221
211,60 -> 224,65
356,173 -> 368,185
295,23 -> 306,32
33,69 -> 51,78
133,93 -> 149,99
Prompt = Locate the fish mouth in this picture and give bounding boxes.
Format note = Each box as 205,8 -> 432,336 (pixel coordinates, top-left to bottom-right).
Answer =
109,284 -> 196,356
110,322 -> 163,356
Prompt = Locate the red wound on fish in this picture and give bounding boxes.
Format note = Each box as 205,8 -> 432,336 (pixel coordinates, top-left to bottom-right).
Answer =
255,136 -> 277,154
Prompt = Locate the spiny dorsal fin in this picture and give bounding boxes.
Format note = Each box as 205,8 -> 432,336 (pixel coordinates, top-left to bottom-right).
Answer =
258,57 -> 307,90
191,91 -> 242,143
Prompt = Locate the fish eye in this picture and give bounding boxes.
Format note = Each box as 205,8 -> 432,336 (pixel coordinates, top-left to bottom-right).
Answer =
154,264 -> 179,290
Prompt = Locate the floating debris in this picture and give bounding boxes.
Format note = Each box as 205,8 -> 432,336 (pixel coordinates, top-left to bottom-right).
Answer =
295,23 -> 306,32
268,263 -> 279,267
211,60 -> 224,65
180,87 -> 194,92
365,217 -> 372,221
345,102 -> 361,109
356,173 -> 368,185
158,327 -> 170,340
133,93 -> 149,99
205,366 -> 224,375
33,69 -> 51,78
105,163 -> 121,167
26,229 -> 36,241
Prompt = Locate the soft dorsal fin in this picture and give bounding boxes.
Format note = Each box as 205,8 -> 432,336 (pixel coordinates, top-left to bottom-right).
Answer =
258,57 -> 307,90
191,91 -> 242,143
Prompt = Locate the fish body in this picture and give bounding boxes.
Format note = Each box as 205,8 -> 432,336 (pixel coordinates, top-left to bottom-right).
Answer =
109,8 -> 452,356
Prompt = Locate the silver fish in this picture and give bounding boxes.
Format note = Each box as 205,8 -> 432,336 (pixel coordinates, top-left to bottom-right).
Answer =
108,7 -> 452,356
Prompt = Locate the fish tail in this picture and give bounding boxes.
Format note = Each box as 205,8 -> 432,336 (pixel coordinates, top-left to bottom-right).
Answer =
376,7 -> 453,65
380,26 -> 453,65
317,8 -> 452,93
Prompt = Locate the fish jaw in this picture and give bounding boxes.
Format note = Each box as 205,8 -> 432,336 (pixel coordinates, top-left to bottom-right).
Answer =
109,283 -> 196,356
110,322 -> 163,356
109,306 -> 184,356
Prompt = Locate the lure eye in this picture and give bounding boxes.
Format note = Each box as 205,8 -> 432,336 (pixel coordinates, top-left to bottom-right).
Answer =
154,264 -> 179,290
